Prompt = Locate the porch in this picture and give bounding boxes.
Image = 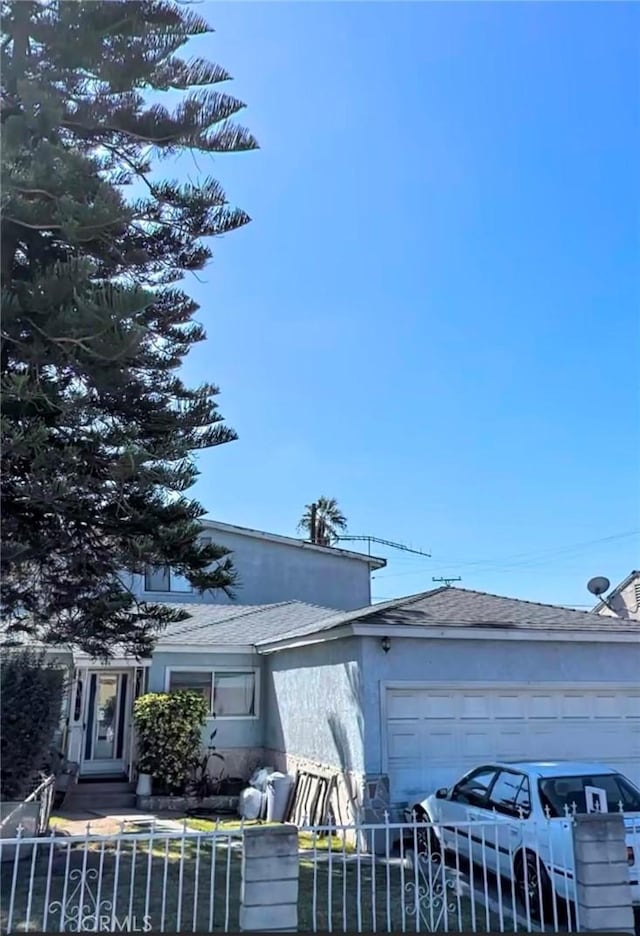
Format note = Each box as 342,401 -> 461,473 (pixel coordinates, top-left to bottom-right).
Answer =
63,658 -> 150,787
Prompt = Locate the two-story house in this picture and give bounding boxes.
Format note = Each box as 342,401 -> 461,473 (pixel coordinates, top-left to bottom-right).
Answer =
128,518 -> 385,611
63,521 -> 385,783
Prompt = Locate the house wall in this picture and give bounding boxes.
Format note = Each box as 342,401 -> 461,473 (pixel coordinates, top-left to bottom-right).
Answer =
128,528 -> 373,611
263,638 -> 367,824
359,635 -> 640,776
148,651 -> 265,779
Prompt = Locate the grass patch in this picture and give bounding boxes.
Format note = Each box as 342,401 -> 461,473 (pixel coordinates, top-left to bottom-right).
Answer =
183,816 -> 355,853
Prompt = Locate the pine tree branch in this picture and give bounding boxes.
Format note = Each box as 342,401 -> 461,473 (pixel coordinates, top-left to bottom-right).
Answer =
3,215 -> 130,235
13,188 -> 58,201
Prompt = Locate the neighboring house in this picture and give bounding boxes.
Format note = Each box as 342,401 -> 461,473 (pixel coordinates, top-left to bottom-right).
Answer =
593,570 -> 640,621
55,587 -> 639,832
127,519 -> 386,612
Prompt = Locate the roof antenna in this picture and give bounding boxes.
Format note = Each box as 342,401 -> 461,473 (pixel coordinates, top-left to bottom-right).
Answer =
587,576 -> 614,611
432,576 -> 461,588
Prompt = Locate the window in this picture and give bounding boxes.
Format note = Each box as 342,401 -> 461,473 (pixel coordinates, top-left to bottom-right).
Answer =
539,773 -> 640,817
166,669 -> 258,718
168,670 -> 213,708
489,771 -> 531,817
144,565 -> 193,593
214,672 -> 256,717
451,767 -> 498,807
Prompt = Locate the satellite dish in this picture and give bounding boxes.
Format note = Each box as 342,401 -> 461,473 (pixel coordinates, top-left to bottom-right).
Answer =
587,576 -> 610,597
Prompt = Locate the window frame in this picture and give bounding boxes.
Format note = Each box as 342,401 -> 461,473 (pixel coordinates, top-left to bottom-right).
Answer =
144,565 -> 193,594
164,666 -> 260,720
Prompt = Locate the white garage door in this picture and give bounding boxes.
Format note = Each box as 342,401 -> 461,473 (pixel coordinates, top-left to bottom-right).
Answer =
385,685 -> 640,807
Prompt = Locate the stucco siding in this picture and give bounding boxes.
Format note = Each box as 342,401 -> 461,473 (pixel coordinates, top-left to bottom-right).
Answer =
263,638 -> 366,774
148,651 -> 264,751
130,529 -> 372,610
360,635 -> 640,775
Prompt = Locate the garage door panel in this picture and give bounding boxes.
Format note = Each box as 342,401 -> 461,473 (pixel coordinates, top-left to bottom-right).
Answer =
527,693 -> 559,718
387,728 -> 420,761
493,693 -> 526,719
461,694 -> 491,718
386,692 -> 419,719
591,693 -> 624,718
463,729 -> 494,756
385,686 -> 640,806
494,727 -> 528,760
561,694 -> 591,718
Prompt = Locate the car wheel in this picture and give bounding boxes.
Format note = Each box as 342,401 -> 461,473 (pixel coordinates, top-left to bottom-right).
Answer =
413,807 -> 442,859
515,851 -> 553,922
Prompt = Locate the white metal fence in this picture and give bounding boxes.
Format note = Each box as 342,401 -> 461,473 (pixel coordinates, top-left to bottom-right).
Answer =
298,814 -> 580,934
6,811 -> 636,934
0,820 -> 244,934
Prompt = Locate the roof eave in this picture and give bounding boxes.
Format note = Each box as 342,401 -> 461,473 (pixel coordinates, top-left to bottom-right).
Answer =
257,624 -> 355,654
257,619 -> 639,652
200,519 -> 386,569
154,642 -> 256,654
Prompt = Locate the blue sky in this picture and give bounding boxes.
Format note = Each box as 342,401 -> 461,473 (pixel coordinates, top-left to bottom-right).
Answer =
175,2 -> 639,607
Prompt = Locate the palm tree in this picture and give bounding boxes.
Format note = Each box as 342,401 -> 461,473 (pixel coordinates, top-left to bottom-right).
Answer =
298,497 -> 348,546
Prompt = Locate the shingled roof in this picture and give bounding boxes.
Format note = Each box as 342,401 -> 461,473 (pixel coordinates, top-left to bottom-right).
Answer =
155,600 -> 334,647
255,586 -> 640,646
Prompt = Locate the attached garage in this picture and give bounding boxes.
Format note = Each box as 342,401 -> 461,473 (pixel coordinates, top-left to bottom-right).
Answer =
385,684 -> 640,808
260,583 -> 640,832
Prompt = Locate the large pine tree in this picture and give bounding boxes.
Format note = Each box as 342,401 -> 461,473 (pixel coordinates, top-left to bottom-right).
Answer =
0,1 -> 258,657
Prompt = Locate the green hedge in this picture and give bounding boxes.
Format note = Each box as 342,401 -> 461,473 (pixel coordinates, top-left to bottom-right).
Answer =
0,649 -> 65,800
133,690 -> 208,795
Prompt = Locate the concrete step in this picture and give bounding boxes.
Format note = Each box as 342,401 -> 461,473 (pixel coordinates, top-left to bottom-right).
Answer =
68,779 -> 137,811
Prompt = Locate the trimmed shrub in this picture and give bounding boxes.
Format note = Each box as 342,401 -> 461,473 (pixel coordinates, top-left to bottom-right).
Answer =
0,649 -> 66,800
133,691 -> 208,795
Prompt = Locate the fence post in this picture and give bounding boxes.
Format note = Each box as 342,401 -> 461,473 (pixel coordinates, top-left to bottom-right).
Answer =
240,824 -> 299,932
572,812 -> 635,934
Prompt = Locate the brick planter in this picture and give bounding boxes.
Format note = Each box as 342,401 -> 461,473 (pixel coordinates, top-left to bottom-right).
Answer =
136,794 -> 239,813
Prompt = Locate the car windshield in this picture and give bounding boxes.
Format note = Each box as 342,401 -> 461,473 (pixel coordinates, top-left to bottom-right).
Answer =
539,773 -> 640,817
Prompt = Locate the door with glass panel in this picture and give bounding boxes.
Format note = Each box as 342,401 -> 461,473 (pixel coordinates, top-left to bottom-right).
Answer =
81,671 -> 130,775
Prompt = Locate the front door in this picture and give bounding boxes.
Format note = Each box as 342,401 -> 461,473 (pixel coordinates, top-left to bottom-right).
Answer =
81,671 -> 130,776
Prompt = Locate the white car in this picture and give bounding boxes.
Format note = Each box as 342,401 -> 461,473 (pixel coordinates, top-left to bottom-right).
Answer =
412,760 -> 640,918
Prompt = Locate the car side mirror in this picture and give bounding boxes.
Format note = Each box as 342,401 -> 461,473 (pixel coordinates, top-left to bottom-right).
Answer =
435,787 -> 448,799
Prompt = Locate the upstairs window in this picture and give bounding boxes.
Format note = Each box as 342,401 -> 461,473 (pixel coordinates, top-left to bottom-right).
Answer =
144,565 -> 193,593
